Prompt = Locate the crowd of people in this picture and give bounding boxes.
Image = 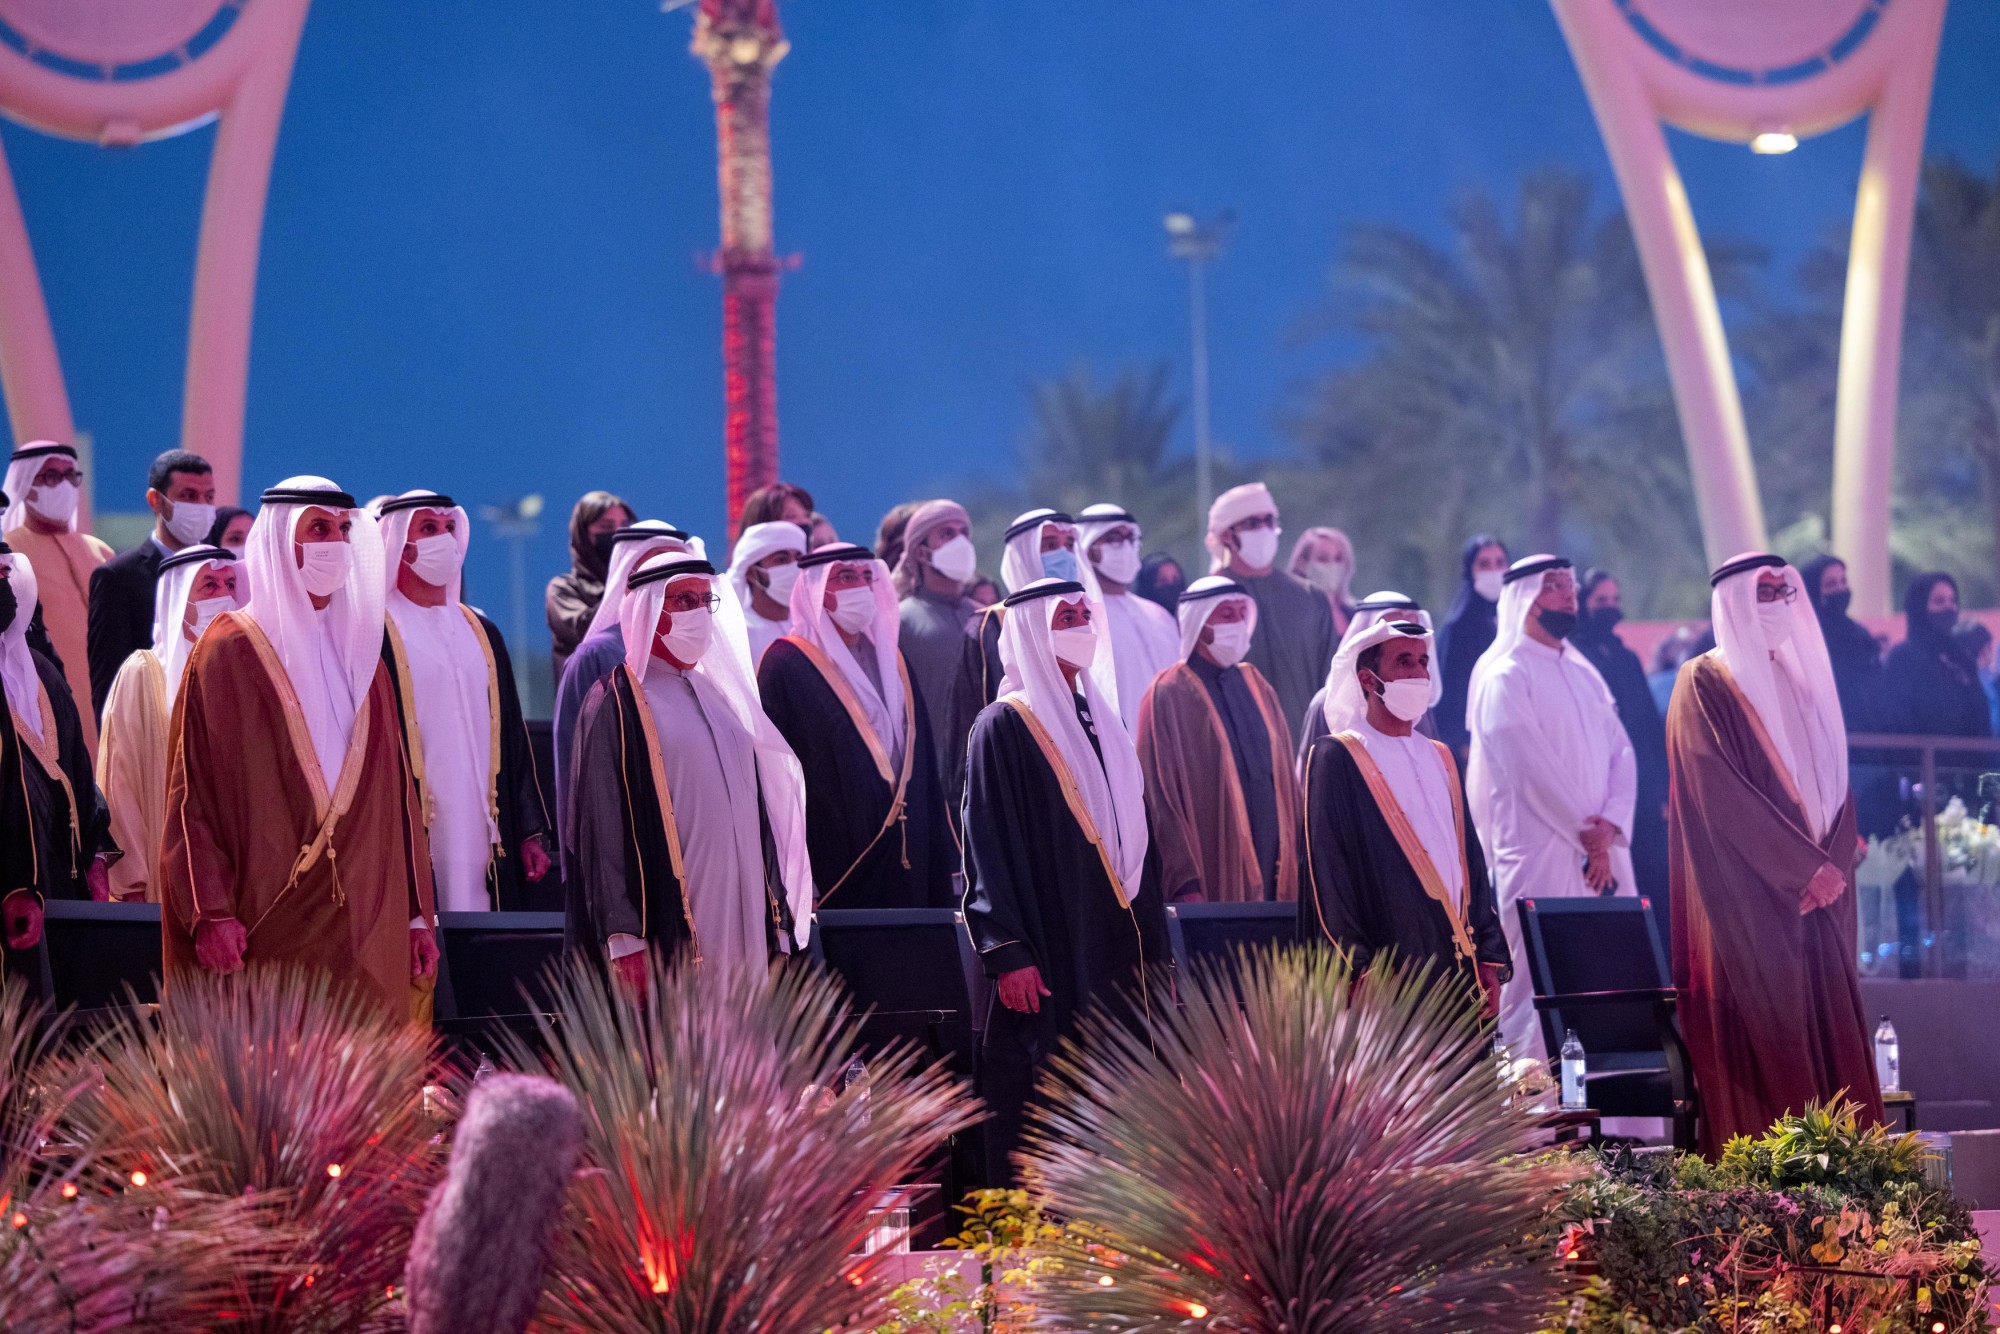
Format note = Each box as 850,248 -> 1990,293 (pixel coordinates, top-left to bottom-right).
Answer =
2,444 -> 1923,1172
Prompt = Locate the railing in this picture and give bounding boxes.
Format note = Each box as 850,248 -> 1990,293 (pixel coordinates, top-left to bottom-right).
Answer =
1847,733 -> 2000,980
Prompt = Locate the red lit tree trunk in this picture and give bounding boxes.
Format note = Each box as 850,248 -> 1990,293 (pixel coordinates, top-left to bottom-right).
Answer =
693,0 -> 786,537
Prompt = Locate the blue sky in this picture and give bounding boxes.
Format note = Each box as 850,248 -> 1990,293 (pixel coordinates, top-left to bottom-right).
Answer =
6,0 -> 1999,682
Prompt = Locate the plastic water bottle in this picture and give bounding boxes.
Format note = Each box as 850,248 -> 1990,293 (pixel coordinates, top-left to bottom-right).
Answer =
1559,1030 -> 1587,1110
1874,1016 -> 1901,1094
842,1054 -> 872,1125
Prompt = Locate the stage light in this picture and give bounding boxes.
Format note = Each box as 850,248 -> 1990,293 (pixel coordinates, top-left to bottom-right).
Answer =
1097,1274 -> 1115,1287
129,1170 -> 148,1187
1750,130 -> 1798,155
1164,212 -> 1196,237
326,1163 -> 343,1179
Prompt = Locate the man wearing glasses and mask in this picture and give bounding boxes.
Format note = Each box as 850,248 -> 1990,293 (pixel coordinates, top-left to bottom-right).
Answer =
758,543 -> 957,910
1666,553 -> 1879,1155
2,442 -> 112,757
569,551 -> 813,983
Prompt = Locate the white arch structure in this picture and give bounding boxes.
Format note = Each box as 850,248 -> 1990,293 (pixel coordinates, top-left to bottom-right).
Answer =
0,0 -> 315,511
1549,0 -> 1947,615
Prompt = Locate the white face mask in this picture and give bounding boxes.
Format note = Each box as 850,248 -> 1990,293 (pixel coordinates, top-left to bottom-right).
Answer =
298,541 -> 353,598
405,532 -> 461,587
223,543 -> 246,561
760,561 -> 800,608
163,499 -> 216,547
829,584 -> 876,635
29,480 -> 79,526
928,534 -> 978,584
1204,618 -> 1252,667
1092,539 -> 1142,586
1473,568 -> 1505,602
1757,600 -> 1794,651
1234,525 -> 1281,570
1302,557 -> 1347,594
1377,675 -> 1432,723
659,607 -> 714,666
187,594 -> 233,642
1051,622 -> 1098,671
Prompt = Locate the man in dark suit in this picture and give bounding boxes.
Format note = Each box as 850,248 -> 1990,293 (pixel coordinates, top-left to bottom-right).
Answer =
86,449 -> 215,718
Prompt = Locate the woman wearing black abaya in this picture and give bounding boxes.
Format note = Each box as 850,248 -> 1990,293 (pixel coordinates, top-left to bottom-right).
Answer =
1799,554 -> 1883,733
1434,534 -> 1508,761
1881,572 -> 1989,738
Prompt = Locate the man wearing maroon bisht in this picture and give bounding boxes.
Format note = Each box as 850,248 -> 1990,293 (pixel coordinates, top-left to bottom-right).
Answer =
1666,552 -> 1880,1155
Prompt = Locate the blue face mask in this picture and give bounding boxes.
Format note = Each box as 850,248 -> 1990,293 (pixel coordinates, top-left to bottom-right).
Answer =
1041,547 -> 1079,583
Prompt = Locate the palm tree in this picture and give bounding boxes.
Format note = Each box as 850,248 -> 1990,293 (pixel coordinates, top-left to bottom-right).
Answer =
1022,361 -> 1183,503
1287,168 -> 1751,614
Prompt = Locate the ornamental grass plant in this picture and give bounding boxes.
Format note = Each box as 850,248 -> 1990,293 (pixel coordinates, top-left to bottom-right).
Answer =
1019,946 -> 1576,1333
53,966 -> 448,1332
0,977 -> 274,1333
499,951 -> 980,1334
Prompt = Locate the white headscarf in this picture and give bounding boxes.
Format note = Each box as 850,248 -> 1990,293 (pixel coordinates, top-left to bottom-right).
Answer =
996,578 -> 1149,892
1174,574 -> 1257,662
1709,553 -> 1848,840
1467,554 -> 1606,712
1322,617 -> 1432,738
0,544 -> 43,739
374,490 -> 470,606
786,543 -> 908,763
587,521 -> 700,640
1075,503 -> 1139,573
1339,591 -> 1440,709
152,545 -> 244,705
621,551 -> 814,947
727,520 -> 807,614
3,442 -> 78,534
999,508 -> 1080,594
241,476 -> 386,785
1203,481 -> 1277,572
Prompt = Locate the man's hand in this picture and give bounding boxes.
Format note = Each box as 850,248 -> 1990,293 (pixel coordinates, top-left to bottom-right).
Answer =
520,835 -> 552,884
1580,816 -> 1617,857
1476,963 -> 1504,1021
410,926 -> 439,981
2,890 -> 43,950
86,856 -> 111,902
1584,848 -> 1617,894
996,965 -> 1051,1015
612,950 -> 649,998
194,918 -> 248,974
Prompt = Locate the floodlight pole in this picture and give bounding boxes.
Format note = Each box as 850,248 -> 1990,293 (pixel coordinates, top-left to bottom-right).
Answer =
1166,211 -> 1232,533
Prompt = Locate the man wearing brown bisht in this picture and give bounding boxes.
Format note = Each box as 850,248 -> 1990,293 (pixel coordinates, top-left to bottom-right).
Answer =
161,478 -> 438,1016
1136,575 -> 1298,903
1667,552 -> 1880,1154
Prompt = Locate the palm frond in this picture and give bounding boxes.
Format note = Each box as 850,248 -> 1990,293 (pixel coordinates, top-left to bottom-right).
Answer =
501,951 -> 980,1334
1019,946 -> 1577,1333
55,966 -> 446,1332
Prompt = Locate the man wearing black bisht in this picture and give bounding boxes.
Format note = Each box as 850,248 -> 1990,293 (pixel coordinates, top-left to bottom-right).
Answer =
1573,568 -> 1670,904
1435,534 -> 1509,761
1300,618 -> 1508,1014
962,578 -> 1167,1184
1799,555 -> 1882,732
757,544 -> 957,910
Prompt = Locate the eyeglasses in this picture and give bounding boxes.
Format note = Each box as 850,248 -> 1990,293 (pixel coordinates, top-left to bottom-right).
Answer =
1755,582 -> 1797,605
33,466 -> 81,487
664,593 -> 722,614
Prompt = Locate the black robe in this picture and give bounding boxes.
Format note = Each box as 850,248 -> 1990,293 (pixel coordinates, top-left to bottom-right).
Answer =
897,588 -> 984,838
756,636 -> 957,910
1572,623 -> 1670,903
1436,585 -> 1497,759
1299,733 -> 1508,989
564,667 -> 794,959
3,649 -> 114,926
1880,632 -> 1990,739
973,604 -> 1006,706
380,609 -> 554,910
1817,612 -> 1884,733
961,698 -> 1169,1184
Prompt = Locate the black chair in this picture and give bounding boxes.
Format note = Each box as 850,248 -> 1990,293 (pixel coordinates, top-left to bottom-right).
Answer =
1517,895 -> 1699,1149
1164,901 -> 1299,981
433,910 -> 567,1048
35,900 -> 162,1014
814,908 -> 989,1233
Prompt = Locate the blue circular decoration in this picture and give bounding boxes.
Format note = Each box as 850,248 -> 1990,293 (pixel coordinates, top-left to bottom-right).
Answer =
0,0 -> 246,83
1614,0 -> 1889,87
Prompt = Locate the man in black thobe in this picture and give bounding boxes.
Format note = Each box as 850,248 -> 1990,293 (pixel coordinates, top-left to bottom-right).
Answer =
1300,618 -> 1507,1012
962,577 -> 1168,1183
758,544 -> 956,909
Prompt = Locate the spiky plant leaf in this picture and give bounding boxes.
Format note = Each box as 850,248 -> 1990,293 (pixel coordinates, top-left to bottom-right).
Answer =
1020,947 -> 1578,1333
502,951 -> 980,1334
0,976 -> 274,1332
55,966 -> 446,1332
